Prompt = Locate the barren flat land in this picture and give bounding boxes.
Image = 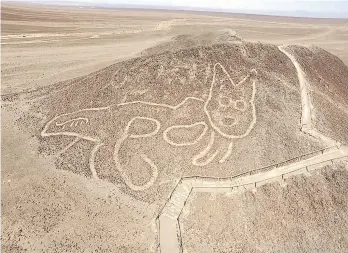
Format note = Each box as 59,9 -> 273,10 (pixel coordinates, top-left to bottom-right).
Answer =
2,2 -> 348,94
1,2 -> 348,253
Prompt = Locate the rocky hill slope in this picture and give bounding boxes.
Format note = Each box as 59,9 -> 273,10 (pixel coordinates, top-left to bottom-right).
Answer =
3,37 -> 348,203
2,32 -> 348,252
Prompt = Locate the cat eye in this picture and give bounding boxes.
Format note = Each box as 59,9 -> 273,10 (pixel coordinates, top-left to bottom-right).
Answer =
234,100 -> 247,111
218,95 -> 232,107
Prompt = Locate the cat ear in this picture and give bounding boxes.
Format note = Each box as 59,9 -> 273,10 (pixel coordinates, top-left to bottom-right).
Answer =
211,63 -> 235,91
237,69 -> 257,101
206,63 -> 230,110
236,69 -> 257,86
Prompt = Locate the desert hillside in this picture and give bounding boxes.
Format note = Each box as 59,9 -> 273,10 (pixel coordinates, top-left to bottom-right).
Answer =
2,3 -> 348,94
3,41 -> 336,203
2,4 -> 348,253
140,29 -> 243,56
3,37 -> 348,252
282,45 -> 348,144
181,163 -> 348,253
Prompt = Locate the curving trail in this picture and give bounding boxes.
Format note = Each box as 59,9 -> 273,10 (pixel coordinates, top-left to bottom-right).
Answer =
156,45 -> 348,253
278,45 -> 340,147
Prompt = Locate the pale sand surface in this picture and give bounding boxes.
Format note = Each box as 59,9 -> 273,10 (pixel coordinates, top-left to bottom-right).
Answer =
2,2 -> 348,94
1,3 -> 348,253
2,110 -> 158,252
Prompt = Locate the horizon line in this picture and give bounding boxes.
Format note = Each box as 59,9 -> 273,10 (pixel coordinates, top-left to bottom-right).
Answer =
3,0 -> 348,19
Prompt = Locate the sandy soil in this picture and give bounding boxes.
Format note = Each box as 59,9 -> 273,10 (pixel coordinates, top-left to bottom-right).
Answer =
2,3 -> 348,253
2,2 -> 348,94
3,41 -> 329,203
281,45 -> 348,145
181,164 -> 348,253
1,110 -> 158,253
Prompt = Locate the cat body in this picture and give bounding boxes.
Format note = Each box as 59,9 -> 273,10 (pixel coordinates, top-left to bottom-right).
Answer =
41,63 -> 257,191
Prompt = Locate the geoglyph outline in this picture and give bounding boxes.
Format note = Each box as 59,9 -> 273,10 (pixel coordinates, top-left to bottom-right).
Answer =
204,63 -> 257,139
155,45 -> 347,253
163,122 -> 208,147
32,44 -> 348,253
41,63 -> 258,192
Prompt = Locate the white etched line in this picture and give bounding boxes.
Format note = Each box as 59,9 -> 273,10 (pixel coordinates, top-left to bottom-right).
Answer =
163,122 -> 208,147
56,136 -> 80,156
192,131 -> 220,166
219,141 -> 233,163
204,63 -> 257,139
90,143 -> 103,180
127,116 -> 161,139
117,96 -> 204,110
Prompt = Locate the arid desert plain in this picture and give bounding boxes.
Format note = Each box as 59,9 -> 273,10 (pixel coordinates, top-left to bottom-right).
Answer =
2,2 -> 348,253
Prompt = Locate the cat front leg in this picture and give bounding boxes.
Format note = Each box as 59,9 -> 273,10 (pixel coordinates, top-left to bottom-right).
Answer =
219,141 -> 233,164
192,131 -> 219,166
192,131 -> 233,166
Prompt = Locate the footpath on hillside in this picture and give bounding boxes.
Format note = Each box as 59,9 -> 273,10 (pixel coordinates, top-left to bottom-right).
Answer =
156,45 -> 348,253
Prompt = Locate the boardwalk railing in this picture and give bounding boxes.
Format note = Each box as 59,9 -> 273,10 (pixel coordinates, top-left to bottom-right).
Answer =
154,149 -> 348,253
157,146 -> 343,221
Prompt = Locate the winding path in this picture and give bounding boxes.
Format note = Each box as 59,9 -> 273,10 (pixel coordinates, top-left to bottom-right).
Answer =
278,45 -> 340,147
156,45 -> 348,253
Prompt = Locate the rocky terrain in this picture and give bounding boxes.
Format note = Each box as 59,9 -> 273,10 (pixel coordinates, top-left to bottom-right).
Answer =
2,4 -> 348,253
181,164 -> 348,253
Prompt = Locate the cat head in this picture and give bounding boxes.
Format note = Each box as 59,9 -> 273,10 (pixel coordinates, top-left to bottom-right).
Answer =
204,63 -> 257,139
